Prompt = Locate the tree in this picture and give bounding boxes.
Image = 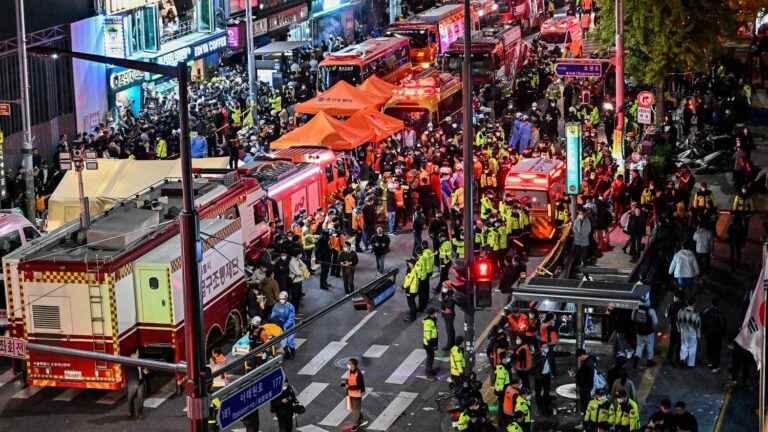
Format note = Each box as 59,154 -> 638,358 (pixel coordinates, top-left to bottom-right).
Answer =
595,0 -> 738,122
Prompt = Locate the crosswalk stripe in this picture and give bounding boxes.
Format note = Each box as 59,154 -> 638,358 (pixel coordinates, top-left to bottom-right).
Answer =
96,389 -> 126,405
318,387 -> 373,427
297,425 -> 328,432
363,344 -> 388,358
298,341 -> 346,376
339,311 -> 377,343
143,380 -> 177,408
0,370 -> 17,388
368,391 -> 418,431
296,338 -> 307,349
296,382 -> 329,407
385,349 -> 426,384
53,388 -> 83,402
12,385 -> 43,399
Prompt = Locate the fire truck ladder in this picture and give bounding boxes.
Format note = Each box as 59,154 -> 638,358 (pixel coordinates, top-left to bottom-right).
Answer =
87,259 -> 108,369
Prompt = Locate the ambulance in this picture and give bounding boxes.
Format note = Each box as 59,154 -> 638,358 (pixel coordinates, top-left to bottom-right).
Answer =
504,157 -> 565,239
539,15 -> 583,57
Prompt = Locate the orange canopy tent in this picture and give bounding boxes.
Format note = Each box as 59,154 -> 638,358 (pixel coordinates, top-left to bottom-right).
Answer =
294,80 -> 383,116
359,75 -> 399,102
271,111 -> 373,151
345,107 -> 405,142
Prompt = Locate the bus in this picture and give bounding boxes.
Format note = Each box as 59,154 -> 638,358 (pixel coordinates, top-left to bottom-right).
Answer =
383,69 -> 462,134
504,157 -> 565,239
385,4 -> 479,69
443,25 -> 527,85
317,37 -> 412,91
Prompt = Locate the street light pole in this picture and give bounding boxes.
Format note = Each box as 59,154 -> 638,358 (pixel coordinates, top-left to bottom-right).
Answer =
461,0 -> 476,373
14,0 -> 36,221
244,0 -> 258,127
614,0 -> 625,133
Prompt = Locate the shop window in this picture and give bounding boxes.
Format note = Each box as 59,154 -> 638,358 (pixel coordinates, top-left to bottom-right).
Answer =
127,4 -> 160,54
197,0 -> 215,32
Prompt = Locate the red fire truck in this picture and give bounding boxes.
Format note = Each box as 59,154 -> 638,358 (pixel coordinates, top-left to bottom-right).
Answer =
385,4 -> 479,69
497,0 -> 545,33
504,157 -> 565,240
443,25 -> 528,85
3,159 -> 333,390
383,69 -> 462,134
540,15 -> 583,57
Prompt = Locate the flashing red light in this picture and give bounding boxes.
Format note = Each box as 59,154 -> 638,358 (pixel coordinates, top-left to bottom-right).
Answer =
473,257 -> 494,282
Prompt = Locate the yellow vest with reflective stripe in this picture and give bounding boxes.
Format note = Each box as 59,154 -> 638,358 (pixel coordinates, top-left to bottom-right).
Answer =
450,346 -> 465,376
423,317 -> 438,345
494,364 -> 510,392
452,238 -> 465,259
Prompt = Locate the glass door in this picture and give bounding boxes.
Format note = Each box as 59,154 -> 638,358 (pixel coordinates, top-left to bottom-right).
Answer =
197,0 -> 215,32
142,4 -> 160,52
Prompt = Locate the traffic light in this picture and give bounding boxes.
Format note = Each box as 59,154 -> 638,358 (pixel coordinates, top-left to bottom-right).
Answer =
472,257 -> 495,309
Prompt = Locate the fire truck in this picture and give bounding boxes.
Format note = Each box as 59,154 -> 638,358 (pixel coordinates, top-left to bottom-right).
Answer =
383,69 -> 462,134
443,25 -> 528,85
504,157 -> 565,240
497,0 -> 545,33
271,146 -> 349,202
3,159 -> 334,390
385,4 -> 479,69
540,15 -> 583,57
470,0 -> 500,27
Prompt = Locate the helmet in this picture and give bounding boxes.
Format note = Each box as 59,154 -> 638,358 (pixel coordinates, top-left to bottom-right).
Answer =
250,316 -> 262,326
532,102 -> 538,109
279,291 -> 289,301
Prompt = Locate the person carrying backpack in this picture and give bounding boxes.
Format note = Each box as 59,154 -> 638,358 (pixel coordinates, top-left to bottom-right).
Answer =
632,299 -> 658,368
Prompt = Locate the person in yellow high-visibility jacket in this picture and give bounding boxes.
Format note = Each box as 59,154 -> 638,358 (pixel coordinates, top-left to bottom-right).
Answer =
449,336 -> 465,385
155,137 -> 168,159
403,259 -> 419,322
452,231 -> 465,259
452,186 -> 464,210
416,242 -> 434,312
610,390 -> 640,431
480,194 -> 495,219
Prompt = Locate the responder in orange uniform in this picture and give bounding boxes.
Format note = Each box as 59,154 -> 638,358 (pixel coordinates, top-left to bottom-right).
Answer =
501,377 -> 523,430
539,312 -> 559,347
342,358 -> 366,429
514,338 -> 533,391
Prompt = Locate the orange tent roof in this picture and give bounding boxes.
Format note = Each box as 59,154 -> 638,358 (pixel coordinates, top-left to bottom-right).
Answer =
294,80 -> 383,116
271,111 -> 373,151
345,107 -> 405,142
359,75 -> 398,102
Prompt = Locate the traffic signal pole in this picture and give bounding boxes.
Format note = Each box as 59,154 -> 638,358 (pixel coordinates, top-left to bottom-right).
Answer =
614,0 -> 625,132
244,0 -> 258,127
14,0 -> 37,222
461,0 -> 476,373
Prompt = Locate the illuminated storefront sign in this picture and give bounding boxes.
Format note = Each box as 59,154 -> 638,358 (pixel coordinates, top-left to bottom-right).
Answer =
103,16 -> 127,58
156,34 -> 228,65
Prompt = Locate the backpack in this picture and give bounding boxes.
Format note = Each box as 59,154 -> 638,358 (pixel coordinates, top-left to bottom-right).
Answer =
592,368 -> 607,396
633,306 -> 654,335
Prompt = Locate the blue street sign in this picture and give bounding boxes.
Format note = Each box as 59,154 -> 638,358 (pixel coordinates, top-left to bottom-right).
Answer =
555,62 -> 603,78
217,367 -> 286,430
565,123 -> 582,195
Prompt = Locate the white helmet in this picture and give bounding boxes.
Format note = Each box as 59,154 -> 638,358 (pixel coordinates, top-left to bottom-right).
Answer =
532,102 -> 538,109
250,316 -> 262,326
279,291 -> 289,301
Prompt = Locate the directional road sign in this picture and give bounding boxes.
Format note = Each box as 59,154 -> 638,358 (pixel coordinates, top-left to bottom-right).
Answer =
555,61 -> 603,78
217,366 -> 286,430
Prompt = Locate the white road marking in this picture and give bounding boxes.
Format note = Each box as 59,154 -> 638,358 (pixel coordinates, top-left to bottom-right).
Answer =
296,338 -> 306,349
298,341 -> 346,376
368,391 -> 418,431
339,311 -> 377,343
363,344 -> 389,358
12,385 -> 43,399
318,387 -> 373,427
96,389 -> 126,405
297,425 -> 328,432
0,370 -> 17,388
385,349 -> 426,384
53,388 -> 83,402
296,382 -> 329,407
143,380 -> 177,408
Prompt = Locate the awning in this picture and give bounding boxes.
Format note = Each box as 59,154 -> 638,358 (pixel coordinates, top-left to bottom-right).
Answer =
514,277 -> 649,310
295,80 -> 383,116
345,107 -> 405,142
271,111 -> 373,150
252,41 -> 309,56
358,75 -> 399,102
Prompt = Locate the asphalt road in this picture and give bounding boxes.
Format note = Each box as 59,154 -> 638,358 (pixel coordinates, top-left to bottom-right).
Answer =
0,231 -> 545,432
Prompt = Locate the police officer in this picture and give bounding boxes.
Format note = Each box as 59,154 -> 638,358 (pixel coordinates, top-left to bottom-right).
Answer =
440,282 -> 456,350
731,187 -> 753,217
403,258 -> 419,322
494,354 -> 512,427
584,388 -> 613,432
515,387 -> 533,432
611,389 -> 640,432
437,233 -> 453,291
423,307 -> 439,378
416,241 -> 433,311
452,229 -> 465,260
450,336 -> 466,387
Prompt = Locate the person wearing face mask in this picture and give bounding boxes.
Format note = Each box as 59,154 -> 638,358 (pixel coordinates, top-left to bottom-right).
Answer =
423,307 -> 439,378
341,358 -> 366,430
610,389 -> 640,432
583,388 -> 612,432
515,387 -> 533,432
533,343 -> 557,416
494,354 -> 512,426
270,291 -> 297,359
514,338 -> 533,391
338,241 -> 359,294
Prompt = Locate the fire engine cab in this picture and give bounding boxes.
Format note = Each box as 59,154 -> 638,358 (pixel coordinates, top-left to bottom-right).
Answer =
540,15 -> 583,57
383,69 -> 462,134
504,157 -> 565,239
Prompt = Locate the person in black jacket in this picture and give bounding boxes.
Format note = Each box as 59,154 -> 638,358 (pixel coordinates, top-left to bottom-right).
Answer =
271,383 -> 298,432
370,226 -> 391,274
314,230 -> 332,290
412,206 -> 426,256
338,241 -> 359,294
626,204 -> 646,262
575,349 -> 596,416
533,343 -> 557,416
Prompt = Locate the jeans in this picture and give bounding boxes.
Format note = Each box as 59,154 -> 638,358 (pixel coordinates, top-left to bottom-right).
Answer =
635,333 -> 655,360
680,331 -> 698,366
676,277 -> 694,293
375,254 -> 386,273
387,211 -> 396,233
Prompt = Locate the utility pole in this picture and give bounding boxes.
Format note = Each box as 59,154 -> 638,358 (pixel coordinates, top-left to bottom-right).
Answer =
14,0 -> 36,221
177,62 -> 208,432
461,0 -> 476,373
614,0 -> 625,134
244,0 -> 258,127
